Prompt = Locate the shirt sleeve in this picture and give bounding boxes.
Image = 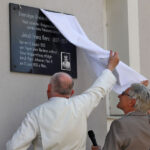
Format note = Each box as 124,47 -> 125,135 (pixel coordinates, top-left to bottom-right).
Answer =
6,111 -> 39,150
71,69 -> 116,117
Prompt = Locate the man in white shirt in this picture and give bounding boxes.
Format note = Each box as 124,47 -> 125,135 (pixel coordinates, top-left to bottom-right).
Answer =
6,51 -> 119,150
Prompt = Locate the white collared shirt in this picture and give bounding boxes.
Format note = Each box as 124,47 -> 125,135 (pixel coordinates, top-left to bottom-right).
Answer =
6,69 -> 116,150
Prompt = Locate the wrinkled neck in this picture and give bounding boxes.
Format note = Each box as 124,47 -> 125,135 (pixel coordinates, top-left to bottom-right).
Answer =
124,108 -> 135,114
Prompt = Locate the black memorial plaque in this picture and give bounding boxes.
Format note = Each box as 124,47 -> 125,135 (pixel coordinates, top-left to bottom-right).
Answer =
9,3 -> 77,78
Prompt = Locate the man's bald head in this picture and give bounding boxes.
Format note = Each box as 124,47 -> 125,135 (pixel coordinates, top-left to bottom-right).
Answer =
50,72 -> 74,96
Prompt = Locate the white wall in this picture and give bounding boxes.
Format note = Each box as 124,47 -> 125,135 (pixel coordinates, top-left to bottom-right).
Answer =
105,0 -> 129,115
138,0 -> 150,80
0,0 -> 106,149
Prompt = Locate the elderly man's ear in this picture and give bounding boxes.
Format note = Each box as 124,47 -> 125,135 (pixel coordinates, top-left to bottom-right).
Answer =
47,84 -> 51,92
47,84 -> 52,98
129,99 -> 136,108
70,90 -> 74,96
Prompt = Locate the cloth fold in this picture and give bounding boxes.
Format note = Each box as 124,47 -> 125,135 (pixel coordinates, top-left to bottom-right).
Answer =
41,9 -> 147,94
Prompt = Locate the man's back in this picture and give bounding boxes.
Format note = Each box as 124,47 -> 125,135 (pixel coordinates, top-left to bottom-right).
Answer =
32,97 -> 87,150
7,70 -> 116,150
103,111 -> 150,150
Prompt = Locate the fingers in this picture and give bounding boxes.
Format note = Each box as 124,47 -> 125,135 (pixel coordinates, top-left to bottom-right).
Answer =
113,51 -> 119,58
91,146 -> 101,150
107,50 -> 119,71
109,50 -> 113,57
109,51 -> 119,60
141,80 -> 149,86
147,110 -> 150,114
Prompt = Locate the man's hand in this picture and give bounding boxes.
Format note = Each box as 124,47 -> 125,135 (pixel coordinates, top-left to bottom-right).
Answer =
141,80 -> 149,87
107,50 -> 119,71
141,80 -> 150,114
91,146 -> 101,150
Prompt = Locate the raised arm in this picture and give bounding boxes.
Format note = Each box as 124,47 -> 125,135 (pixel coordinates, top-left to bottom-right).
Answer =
71,50 -> 119,117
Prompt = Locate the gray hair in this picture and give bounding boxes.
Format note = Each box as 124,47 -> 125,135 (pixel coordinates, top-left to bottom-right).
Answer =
129,83 -> 150,112
50,72 -> 74,95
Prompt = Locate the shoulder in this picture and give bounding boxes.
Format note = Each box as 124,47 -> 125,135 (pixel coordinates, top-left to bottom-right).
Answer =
110,116 -> 129,131
110,114 -> 137,131
110,119 -> 122,129
116,115 -> 133,124
28,101 -> 50,116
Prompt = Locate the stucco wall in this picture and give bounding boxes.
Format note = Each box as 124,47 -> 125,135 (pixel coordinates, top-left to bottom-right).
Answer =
138,0 -> 150,80
0,0 -> 106,149
106,0 -> 129,115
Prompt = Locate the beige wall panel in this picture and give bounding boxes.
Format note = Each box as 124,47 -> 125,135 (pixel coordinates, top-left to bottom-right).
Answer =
138,0 -> 150,80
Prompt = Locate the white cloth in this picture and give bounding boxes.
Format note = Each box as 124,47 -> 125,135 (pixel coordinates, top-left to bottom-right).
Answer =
6,69 -> 116,150
41,9 -> 147,94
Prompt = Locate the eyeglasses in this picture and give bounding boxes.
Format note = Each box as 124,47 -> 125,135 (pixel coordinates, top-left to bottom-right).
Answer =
120,91 -> 130,97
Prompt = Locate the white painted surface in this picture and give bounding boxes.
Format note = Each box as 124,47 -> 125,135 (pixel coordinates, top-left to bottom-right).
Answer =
127,0 -> 140,72
105,0 -> 129,115
138,0 -> 150,80
0,0 -> 107,149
